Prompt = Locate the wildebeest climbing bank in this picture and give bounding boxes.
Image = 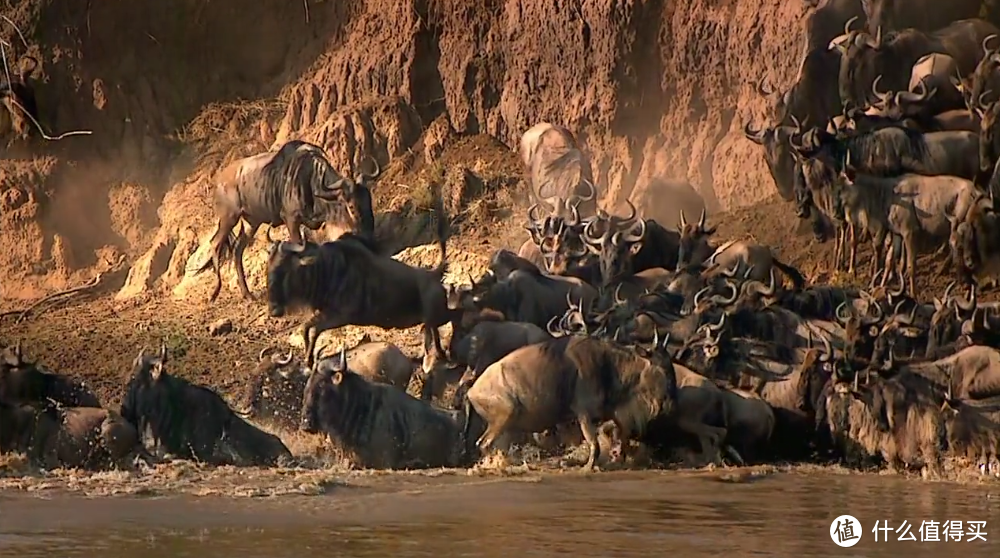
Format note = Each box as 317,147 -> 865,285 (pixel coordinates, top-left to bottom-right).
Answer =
7,0 -> 1000,496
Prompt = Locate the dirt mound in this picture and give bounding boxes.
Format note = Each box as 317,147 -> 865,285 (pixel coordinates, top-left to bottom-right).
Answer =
0,0 -> 827,302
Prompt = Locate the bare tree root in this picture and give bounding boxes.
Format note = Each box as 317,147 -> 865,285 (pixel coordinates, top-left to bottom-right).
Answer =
0,261 -> 122,324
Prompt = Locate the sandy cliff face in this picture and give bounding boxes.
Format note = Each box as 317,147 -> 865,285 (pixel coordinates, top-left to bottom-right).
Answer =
0,0 -> 816,302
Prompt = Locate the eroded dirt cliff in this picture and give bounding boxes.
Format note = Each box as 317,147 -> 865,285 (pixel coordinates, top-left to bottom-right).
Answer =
0,0 -> 822,302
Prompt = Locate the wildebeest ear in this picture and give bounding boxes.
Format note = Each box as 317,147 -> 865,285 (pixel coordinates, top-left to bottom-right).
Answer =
628,242 -> 643,255
296,255 -> 318,266
331,371 -> 343,385
159,343 -> 168,363
150,363 -> 164,381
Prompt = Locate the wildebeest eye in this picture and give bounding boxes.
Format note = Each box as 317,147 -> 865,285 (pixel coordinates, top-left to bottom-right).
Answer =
822,362 -> 833,372
868,325 -> 879,337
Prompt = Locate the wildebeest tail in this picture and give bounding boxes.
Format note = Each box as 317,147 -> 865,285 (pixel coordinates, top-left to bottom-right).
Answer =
431,179 -> 449,279
773,258 -> 806,290
189,221 -> 244,274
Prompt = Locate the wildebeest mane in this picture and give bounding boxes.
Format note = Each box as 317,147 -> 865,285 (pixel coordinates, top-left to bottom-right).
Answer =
273,240 -> 376,316
251,140 -> 342,224
312,369 -> 387,449
844,122 -> 930,176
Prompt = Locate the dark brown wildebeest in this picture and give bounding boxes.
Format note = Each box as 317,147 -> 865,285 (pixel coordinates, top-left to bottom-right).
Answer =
524,203 -> 595,275
870,344 -> 1000,401
464,334 -> 690,470
830,18 -> 1000,112
867,55 -> 965,122
580,200 -> 681,287
121,345 -> 293,467
0,400 -> 154,470
519,122 -> 598,219
823,373 -> 945,474
0,342 -> 101,408
969,34 -> 1000,108
300,348 -> 468,469
468,269 -> 597,331
192,139 -> 380,301
953,197 -> 1000,289
859,0 -> 983,36
241,342 -> 416,430
265,182 -> 453,372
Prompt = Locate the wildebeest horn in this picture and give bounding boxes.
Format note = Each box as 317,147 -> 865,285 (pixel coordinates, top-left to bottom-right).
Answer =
357,155 -> 381,180
576,179 -> 597,203
720,260 -> 740,278
697,208 -> 706,228
844,15 -> 858,36
707,312 -> 727,332
565,290 -> 577,311
273,349 -> 293,366
678,210 -> 688,229
743,264 -> 754,279
546,315 -> 562,337
159,343 -> 168,362
581,216 -> 607,246
258,346 -> 276,362
693,286 -> 710,308
835,301 -> 852,324
818,333 -> 832,362
614,283 -> 626,306
527,203 -> 544,223
869,26 -> 882,49
757,75 -> 774,97
956,285 -> 977,312
943,281 -> 957,309
338,346 -> 347,370
979,90 -> 993,111
279,241 -> 306,253
871,75 -> 890,104
743,121 -> 768,144
757,269 -> 777,297
565,204 -> 582,228
621,216 -> 646,243
984,34 -> 999,57
716,281 -> 739,305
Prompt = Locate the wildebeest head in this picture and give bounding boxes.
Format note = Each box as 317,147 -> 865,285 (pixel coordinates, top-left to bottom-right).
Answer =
580,200 -> 646,287
743,118 -> 801,202
976,97 -> 1000,173
828,16 -> 883,111
928,282 -> 969,356
835,293 -> 884,362
120,344 -> 170,430
313,156 -> 381,236
675,208 -> 716,270
265,239 -> 331,318
0,342 -> 100,408
970,35 -> 1000,110
300,348 -> 357,434
527,203 -> 591,274
239,347 -> 306,426
869,74 -> 935,121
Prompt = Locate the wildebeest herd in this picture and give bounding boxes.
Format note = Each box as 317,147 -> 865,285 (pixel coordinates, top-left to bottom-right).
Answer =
6,1 -> 1000,479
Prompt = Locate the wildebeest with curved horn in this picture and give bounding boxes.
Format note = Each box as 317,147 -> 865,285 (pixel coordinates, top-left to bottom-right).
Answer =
519,122 -> 598,219
830,18 -> 1000,112
191,139 -> 380,301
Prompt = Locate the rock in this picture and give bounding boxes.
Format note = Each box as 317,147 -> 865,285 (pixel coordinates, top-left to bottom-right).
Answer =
208,318 -> 233,336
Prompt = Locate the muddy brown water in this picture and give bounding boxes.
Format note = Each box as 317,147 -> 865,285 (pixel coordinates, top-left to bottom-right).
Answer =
1,470 -> 998,557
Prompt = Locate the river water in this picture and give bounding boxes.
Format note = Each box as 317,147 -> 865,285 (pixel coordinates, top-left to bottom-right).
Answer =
1,470 -> 998,557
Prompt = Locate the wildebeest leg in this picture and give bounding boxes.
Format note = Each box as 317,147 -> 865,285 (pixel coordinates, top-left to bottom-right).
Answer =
207,213 -> 240,301
870,230 -> 885,279
420,325 -> 447,373
233,222 -> 261,300
577,413 -> 601,470
676,418 -> 726,466
302,313 -> 346,369
904,233 -> 917,295
846,221 -> 857,275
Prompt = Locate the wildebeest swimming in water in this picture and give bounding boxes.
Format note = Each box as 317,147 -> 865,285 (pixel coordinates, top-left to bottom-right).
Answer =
120,344 -> 294,467
239,341 -> 415,430
0,342 -> 102,408
300,348 -> 469,470
192,139 -> 380,301
0,399 -> 153,470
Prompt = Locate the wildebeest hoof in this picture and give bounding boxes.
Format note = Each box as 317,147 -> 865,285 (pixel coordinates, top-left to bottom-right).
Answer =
268,306 -> 285,317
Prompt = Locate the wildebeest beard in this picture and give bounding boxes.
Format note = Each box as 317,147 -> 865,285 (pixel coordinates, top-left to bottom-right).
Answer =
121,372 -> 188,455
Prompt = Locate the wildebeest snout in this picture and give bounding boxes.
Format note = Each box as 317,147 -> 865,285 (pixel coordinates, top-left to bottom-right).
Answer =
300,413 -> 319,434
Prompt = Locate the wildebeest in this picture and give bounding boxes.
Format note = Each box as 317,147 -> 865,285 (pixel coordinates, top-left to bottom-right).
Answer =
193,139 -> 380,301
839,157 -> 984,293
867,55 -> 965,121
0,400 -> 152,470
465,334 -> 694,470
0,342 -> 101,408
970,34 -> 1000,108
446,318 -> 550,406
860,0 -> 984,36
300,348 -> 467,469
831,18 -> 1000,111
580,201 -> 681,287
674,213 -> 806,288
121,345 -> 293,467
953,197 -> 1000,288
469,268 -> 597,330
265,182 -> 453,371
871,344 -> 1000,401
241,341 -> 416,430
519,122 -> 598,219
526,203 -> 593,274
